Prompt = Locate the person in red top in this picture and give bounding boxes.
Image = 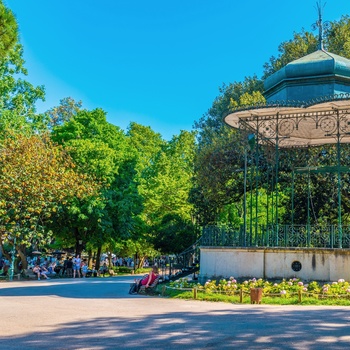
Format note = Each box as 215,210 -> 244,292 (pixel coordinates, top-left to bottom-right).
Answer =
129,265 -> 159,294
140,265 -> 159,289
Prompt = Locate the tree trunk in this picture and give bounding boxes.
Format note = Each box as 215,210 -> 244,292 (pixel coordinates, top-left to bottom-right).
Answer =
138,256 -> 145,269
74,228 -> 82,256
87,249 -> 92,268
95,245 -> 102,270
107,252 -> 112,267
17,246 -> 28,269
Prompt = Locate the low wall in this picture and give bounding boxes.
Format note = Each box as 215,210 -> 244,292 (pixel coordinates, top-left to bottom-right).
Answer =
199,247 -> 350,282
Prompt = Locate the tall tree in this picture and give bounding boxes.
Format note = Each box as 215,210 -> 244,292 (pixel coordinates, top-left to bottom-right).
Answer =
51,108 -> 142,259
0,132 -> 98,268
141,131 -> 196,227
136,130 -> 199,253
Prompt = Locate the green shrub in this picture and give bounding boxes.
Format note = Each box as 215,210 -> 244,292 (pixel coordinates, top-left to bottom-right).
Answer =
115,266 -> 133,273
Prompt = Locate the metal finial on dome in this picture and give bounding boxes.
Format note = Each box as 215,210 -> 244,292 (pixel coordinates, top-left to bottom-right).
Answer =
311,1 -> 330,50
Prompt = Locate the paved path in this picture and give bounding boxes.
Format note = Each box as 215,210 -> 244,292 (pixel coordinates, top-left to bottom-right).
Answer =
1,276 -> 350,349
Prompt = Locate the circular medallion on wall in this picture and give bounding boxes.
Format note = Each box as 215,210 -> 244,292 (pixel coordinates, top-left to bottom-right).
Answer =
291,261 -> 302,272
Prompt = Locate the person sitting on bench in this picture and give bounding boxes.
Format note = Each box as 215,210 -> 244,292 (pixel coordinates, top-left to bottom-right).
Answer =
33,264 -> 50,280
98,262 -> 108,276
129,265 -> 159,294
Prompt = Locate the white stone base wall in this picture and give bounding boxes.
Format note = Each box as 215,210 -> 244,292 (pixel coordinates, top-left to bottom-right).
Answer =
199,247 -> 350,282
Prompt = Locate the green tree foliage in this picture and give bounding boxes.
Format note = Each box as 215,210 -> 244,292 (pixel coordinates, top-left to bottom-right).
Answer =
51,108 -> 142,258
277,145 -> 350,226
126,122 -> 165,174
192,78 -> 264,225
0,1 -> 45,138
0,132 -> 98,267
194,76 -> 263,145
0,1 -> 18,58
103,157 -> 143,240
0,44 -> 45,132
326,15 -> 350,58
153,214 -> 199,254
138,131 -> 198,253
141,131 -> 196,227
52,108 -> 127,180
190,129 -> 244,225
193,88 -> 265,225
115,238 -> 159,269
127,125 -> 198,255
262,30 -> 317,78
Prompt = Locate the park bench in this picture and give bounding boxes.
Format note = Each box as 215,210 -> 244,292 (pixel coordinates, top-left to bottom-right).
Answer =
22,268 -> 38,280
22,268 -> 56,280
138,275 -> 161,295
0,268 -> 21,281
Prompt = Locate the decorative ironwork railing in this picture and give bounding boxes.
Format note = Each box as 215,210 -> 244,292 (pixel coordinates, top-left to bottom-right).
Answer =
201,225 -> 350,249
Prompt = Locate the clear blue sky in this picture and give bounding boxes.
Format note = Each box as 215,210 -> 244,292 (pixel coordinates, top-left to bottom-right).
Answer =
5,0 -> 350,140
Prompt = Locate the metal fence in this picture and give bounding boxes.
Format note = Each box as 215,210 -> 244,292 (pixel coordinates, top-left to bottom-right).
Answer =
201,224 -> 350,249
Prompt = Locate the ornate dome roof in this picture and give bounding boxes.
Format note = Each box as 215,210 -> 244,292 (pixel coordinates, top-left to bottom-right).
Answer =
264,50 -> 350,102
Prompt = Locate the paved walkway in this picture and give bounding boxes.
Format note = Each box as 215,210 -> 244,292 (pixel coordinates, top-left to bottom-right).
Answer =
1,276 -> 350,349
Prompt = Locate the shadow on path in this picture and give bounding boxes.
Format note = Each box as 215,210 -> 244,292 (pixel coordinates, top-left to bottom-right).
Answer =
1,308 -> 350,349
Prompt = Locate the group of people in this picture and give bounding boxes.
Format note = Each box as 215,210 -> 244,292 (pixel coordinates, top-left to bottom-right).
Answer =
2,252 -> 161,294
59,255 -> 89,278
110,256 -> 134,267
27,254 -> 89,280
30,254 -> 160,289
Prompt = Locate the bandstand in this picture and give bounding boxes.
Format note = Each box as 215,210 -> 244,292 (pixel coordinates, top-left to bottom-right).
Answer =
199,6 -> 350,281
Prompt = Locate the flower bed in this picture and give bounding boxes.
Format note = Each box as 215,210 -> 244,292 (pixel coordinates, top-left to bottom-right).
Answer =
167,277 -> 350,304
